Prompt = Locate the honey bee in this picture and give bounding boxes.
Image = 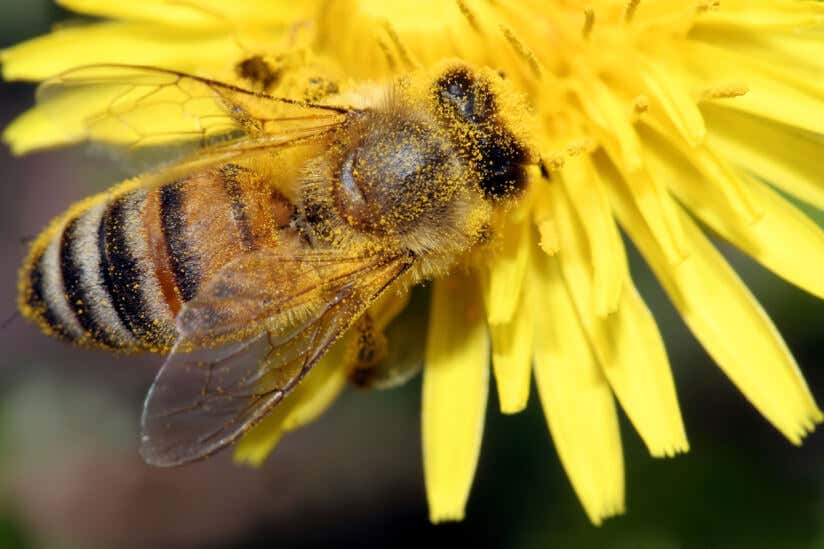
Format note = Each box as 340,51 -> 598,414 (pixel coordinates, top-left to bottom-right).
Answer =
17,60 -> 534,466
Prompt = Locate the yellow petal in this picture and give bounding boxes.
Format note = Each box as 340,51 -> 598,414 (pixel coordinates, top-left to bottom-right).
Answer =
481,210 -> 531,325
691,27 -> 824,83
551,182 -> 688,457
314,0 -> 492,79
57,0 -> 233,26
639,57 -> 706,147
558,155 -> 623,316
423,272 -> 489,523
582,86 -> 688,265
642,118 -> 762,223
57,0 -> 311,26
574,73 -> 643,173
702,103 -> 824,212
532,181 -> 560,255
695,1 -> 824,30
6,64 -> 238,154
489,288 -> 533,414
685,42 -> 824,136
605,283 -> 689,457
480,207 -> 534,414
530,249 -> 624,526
2,22 -> 238,82
641,122 -> 824,300
233,337 -> 349,467
614,162 -> 688,266
600,153 -> 823,444
2,107 -> 68,155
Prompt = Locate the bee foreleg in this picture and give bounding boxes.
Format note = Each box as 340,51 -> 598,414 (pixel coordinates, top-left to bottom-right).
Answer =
346,312 -> 389,389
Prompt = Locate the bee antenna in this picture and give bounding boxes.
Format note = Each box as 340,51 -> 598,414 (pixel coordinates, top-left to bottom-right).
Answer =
538,160 -> 550,180
18,234 -> 34,246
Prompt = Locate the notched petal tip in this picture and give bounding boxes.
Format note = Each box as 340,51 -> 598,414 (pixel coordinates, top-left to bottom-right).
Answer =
785,407 -> 823,447
423,274 -> 489,527
590,501 -> 626,527
497,398 -> 527,416
531,251 -> 625,527
602,153 -> 823,450
428,508 -> 466,524
491,315 -> 532,416
649,441 -> 690,459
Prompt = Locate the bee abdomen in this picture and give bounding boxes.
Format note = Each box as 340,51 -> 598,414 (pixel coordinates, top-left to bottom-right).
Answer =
159,180 -> 202,302
59,202 -> 137,348
20,164 -> 284,351
98,190 -> 176,349
20,186 -> 176,351
20,245 -> 82,343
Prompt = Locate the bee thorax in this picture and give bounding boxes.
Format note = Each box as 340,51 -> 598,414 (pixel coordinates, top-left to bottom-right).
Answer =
334,114 -> 463,236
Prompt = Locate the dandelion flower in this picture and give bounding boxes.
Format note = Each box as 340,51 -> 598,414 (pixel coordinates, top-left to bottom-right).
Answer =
5,0 -> 824,526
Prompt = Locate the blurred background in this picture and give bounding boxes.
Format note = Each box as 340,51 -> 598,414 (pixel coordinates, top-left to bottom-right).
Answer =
1,3 -> 824,548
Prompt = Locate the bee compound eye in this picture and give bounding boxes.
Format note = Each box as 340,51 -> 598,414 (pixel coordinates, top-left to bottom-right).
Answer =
435,67 -> 495,124
477,137 -> 531,199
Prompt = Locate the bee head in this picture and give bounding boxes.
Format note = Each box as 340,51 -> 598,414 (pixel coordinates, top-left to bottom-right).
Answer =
432,64 -> 533,200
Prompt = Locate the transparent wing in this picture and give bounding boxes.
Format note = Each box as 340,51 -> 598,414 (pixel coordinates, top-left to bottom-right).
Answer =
36,63 -> 349,164
175,248 -> 409,342
140,248 -> 412,467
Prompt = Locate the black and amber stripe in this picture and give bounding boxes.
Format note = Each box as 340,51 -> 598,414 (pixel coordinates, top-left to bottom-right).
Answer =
20,186 -> 176,351
98,191 -> 163,341
19,164 -> 285,352
22,248 -> 74,341
221,164 -> 256,251
160,180 -> 202,303
59,215 -> 122,348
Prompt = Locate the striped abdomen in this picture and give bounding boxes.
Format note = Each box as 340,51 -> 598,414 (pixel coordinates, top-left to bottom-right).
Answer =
19,164 -> 292,352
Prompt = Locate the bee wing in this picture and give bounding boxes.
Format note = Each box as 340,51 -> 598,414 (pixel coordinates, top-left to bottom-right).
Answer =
140,248 -> 412,467
36,63 -> 349,165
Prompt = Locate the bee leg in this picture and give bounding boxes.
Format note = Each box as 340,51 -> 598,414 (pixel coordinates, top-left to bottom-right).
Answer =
346,312 -> 389,389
